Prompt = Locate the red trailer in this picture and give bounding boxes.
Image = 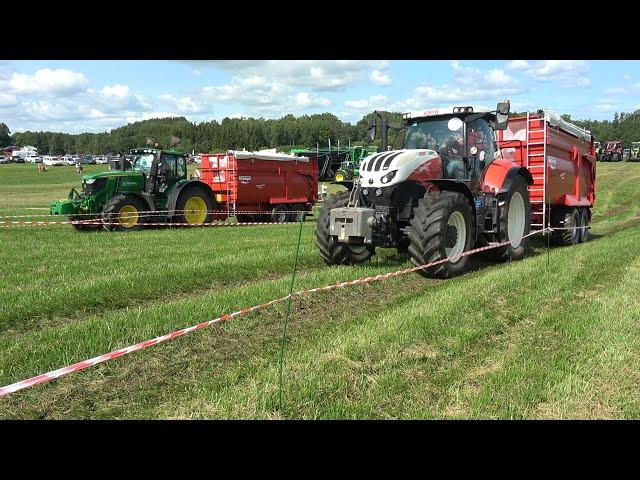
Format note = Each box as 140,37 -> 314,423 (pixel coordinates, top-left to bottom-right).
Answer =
199,149 -> 319,222
495,110 -> 596,244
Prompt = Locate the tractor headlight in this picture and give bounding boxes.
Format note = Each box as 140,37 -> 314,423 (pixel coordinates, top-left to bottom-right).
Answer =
380,170 -> 397,184
375,188 -> 383,197
85,178 -> 96,184
362,188 -> 369,196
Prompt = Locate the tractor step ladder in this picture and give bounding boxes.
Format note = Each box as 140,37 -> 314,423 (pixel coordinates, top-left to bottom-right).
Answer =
226,153 -> 237,217
526,112 -> 547,229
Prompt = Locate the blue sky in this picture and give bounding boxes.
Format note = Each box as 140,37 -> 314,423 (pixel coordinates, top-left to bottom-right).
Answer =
1,60 -> 639,134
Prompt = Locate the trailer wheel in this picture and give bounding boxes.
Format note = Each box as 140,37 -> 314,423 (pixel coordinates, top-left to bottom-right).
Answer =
551,207 -> 580,246
315,191 -> 375,265
287,203 -> 307,223
579,208 -> 590,243
271,204 -> 288,223
486,174 -> 531,262
407,191 -> 474,279
102,194 -> 147,232
175,186 -> 215,225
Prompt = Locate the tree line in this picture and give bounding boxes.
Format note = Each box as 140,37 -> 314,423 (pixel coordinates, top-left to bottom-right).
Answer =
3,109 -> 640,155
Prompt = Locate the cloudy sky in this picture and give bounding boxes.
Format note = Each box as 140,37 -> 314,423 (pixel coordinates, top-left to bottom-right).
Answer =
1,60 -> 639,134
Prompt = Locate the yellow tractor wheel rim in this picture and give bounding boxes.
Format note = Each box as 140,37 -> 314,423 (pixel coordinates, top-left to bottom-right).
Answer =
184,196 -> 207,224
335,173 -> 344,182
118,204 -> 139,228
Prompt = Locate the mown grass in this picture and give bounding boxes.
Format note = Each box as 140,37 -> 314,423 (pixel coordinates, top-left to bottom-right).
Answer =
0,162 -> 639,418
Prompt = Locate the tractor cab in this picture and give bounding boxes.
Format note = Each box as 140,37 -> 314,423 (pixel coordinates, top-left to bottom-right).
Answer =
400,105 -> 506,183
630,142 -> 640,161
129,148 -> 188,197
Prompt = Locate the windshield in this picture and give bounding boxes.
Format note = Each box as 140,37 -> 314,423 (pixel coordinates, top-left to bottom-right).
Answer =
131,153 -> 155,173
404,117 -> 463,153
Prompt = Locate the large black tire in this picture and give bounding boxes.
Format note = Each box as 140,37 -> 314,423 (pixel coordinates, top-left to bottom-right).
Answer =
407,191 -> 474,279
174,186 -> 215,225
551,207 -> 580,246
579,207 -> 590,243
485,174 -> 531,262
287,203 -> 307,223
271,204 -> 289,223
102,194 -> 147,232
315,190 -> 375,265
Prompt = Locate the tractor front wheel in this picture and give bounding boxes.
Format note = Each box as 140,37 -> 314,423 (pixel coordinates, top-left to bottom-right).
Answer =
102,195 -> 147,232
175,187 -> 215,225
485,174 -> 531,262
407,191 -> 474,279
315,190 -> 375,265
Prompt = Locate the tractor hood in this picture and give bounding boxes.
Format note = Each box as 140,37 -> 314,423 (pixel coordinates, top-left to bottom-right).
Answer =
358,149 -> 440,188
80,170 -> 144,182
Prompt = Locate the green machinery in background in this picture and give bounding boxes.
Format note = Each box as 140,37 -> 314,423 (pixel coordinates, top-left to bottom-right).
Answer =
291,145 -> 378,182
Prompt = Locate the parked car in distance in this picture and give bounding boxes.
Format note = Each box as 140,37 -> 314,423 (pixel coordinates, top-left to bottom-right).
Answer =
0,155 -> 10,164
95,155 -> 109,164
62,155 -> 76,165
81,155 -> 96,164
43,156 -> 66,166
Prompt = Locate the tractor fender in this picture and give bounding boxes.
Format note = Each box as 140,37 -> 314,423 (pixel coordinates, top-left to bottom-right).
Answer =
117,191 -> 155,211
428,179 -> 476,214
166,180 -> 215,217
482,161 -> 533,195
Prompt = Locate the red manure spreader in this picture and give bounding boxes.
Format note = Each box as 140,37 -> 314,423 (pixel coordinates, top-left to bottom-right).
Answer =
199,149 -> 319,222
316,101 -> 596,278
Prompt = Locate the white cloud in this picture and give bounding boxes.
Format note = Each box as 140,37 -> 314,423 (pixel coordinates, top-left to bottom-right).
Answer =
9,68 -> 88,96
623,74 -> 632,80
484,69 -> 514,87
195,60 -> 380,92
370,69 -> 391,86
522,60 -> 590,86
101,84 -> 130,99
506,60 -> 530,71
0,93 -> 17,106
192,69 -> 202,77
344,95 -> 390,111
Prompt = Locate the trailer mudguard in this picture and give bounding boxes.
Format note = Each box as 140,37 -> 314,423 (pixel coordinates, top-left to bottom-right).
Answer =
482,160 -> 533,194
165,180 -> 215,216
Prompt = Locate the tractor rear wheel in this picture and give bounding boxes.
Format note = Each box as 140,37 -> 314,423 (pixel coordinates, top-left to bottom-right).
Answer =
485,174 -> 531,262
407,191 -> 474,279
551,207 -> 580,246
102,195 -> 147,232
175,186 -> 215,225
315,190 -> 375,265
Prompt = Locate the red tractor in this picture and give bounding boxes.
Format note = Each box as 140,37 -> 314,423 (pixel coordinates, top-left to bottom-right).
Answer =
315,101 -> 596,278
602,140 -> 623,162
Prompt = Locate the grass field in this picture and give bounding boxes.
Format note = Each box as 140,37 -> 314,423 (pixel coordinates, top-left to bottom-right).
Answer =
0,162 -> 639,419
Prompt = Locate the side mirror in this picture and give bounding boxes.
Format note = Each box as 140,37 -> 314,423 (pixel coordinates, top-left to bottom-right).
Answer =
366,120 -> 376,141
494,100 -> 510,130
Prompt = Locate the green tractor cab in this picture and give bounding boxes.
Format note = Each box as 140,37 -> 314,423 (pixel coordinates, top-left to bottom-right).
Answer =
50,148 -> 217,231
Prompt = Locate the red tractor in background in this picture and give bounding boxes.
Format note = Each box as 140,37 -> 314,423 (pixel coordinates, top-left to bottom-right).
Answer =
601,140 -> 623,161
315,101 -> 596,278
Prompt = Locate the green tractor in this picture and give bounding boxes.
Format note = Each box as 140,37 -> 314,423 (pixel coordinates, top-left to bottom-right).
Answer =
333,145 -> 379,183
594,141 -> 603,161
630,142 -> 640,162
50,148 -> 217,231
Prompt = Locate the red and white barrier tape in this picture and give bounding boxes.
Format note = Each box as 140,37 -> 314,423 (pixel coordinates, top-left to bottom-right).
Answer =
0,209 -> 314,220
0,228 -> 544,398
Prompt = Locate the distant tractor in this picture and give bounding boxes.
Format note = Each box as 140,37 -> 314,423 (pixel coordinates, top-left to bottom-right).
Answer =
629,142 -> 640,162
333,146 -> 379,184
594,141 -> 603,161
623,148 -> 631,161
602,140 -> 623,161
315,103 -> 596,278
50,148 -> 218,231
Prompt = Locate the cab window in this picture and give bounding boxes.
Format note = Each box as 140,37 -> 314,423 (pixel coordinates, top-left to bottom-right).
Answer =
176,156 -> 186,178
466,118 -> 495,163
159,154 -> 176,175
